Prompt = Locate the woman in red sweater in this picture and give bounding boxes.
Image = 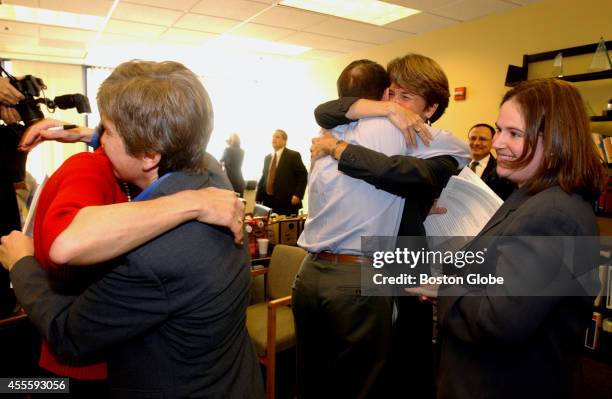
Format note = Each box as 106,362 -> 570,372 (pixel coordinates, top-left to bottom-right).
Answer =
21,120 -> 244,397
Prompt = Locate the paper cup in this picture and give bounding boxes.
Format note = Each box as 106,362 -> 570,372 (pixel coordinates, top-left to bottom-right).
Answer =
257,238 -> 269,256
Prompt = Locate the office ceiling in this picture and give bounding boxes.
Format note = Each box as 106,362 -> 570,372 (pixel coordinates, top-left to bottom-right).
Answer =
0,0 -> 541,65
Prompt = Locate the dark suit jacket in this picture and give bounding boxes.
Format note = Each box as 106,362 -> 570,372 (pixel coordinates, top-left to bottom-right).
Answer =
338,144 -> 458,398
220,146 -> 245,195
256,147 -> 307,216
437,186 -> 597,399
11,170 -> 264,399
0,124 -> 23,317
480,155 -> 517,200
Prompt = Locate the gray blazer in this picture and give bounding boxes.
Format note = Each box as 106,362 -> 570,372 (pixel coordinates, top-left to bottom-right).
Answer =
11,164 -> 264,398
437,185 -> 598,399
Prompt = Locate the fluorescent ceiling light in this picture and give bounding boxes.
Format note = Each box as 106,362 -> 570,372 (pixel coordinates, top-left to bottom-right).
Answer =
280,0 -> 419,25
210,35 -> 311,56
0,5 -> 105,31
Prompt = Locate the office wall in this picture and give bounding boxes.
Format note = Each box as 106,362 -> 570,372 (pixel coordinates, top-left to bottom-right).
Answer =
311,0 -> 612,138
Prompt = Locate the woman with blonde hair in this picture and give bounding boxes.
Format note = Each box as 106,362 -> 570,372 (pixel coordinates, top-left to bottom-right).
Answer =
221,132 -> 245,196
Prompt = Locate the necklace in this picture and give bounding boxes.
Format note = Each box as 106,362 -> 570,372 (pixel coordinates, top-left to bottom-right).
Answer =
122,181 -> 132,202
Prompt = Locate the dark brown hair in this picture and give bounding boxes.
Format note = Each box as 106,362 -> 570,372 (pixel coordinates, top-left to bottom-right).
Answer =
469,123 -> 495,138
387,53 -> 450,123
500,78 -> 605,200
337,59 -> 389,100
98,60 -> 213,175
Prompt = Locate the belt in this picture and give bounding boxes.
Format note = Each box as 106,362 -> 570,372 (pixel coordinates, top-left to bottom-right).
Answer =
312,251 -> 371,264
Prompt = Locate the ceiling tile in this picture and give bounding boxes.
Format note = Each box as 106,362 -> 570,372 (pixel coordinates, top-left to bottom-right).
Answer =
501,0 -> 541,5
231,23 -> 295,41
4,0 -> 39,8
0,21 -> 39,38
190,0 -> 271,20
39,37 -> 87,50
305,18 -> 408,45
282,32 -> 374,53
124,0 -> 200,11
174,13 -> 239,33
382,0 -> 460,12
98,32 -> 153,45
39,0 -> 114,17
105,19 -> 166,38
298,48 -> 348,61
252,5 -> 329,30
159,28 -> 217,45
432,0 -> 517,21
0,32 -> 38,47
385,12 -> 458,33
40,26 -> 97,42
1,40 -> 86,58
112,3 -> 183,26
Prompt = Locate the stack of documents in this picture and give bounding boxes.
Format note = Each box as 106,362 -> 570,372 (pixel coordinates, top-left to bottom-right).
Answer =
424,168 -> 503,237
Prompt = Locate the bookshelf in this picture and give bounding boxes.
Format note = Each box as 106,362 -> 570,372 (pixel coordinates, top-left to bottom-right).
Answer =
509,40 -> 611,125
592,116 -> 612,122
506,40 -> 612,367
591,118 -> 612,137
585,258 -> 612,366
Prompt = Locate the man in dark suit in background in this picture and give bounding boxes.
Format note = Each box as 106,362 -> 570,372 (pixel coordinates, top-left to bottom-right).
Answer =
467,123 -> 516,200
256,129 -> 307,216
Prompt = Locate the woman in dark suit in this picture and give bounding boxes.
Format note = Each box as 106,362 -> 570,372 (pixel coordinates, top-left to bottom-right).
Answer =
220,133 -> 245,196
415,79 -> 606,399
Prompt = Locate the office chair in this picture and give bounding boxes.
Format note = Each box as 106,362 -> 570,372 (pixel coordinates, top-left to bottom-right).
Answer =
246,244 -> 307,399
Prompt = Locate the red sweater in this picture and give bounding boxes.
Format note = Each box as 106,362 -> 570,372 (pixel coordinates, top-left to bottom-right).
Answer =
33,148 -> 127,380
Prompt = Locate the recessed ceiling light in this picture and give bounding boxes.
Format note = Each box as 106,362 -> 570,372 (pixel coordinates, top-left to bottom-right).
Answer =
280,0 -> 420,26
0,4 -> 105,31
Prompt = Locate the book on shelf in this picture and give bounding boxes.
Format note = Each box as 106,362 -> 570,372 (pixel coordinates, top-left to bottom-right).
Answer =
608,264 -> 612,310
594,174 -> 612,214
585,311 -> 603,350
594,265 -> 609,308
591,132 -> 612,164
593,133 -> 605,162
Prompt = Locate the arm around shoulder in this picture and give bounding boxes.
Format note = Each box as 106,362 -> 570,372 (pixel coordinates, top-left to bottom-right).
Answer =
338,146 -> 457,198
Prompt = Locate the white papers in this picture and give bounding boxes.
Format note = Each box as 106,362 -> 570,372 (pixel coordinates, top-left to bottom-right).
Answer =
424,168 -> 503,237
22,175 -> 48,237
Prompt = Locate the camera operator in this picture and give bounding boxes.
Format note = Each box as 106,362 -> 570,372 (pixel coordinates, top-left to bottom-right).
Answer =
0,76 -> 24,106
0,77 -> 25,318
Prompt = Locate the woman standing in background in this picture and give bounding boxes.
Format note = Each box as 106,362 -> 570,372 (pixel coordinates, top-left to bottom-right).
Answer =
221,133 -> 245,196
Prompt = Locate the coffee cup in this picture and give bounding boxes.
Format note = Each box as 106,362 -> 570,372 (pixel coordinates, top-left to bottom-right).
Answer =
257,238 -> 269,256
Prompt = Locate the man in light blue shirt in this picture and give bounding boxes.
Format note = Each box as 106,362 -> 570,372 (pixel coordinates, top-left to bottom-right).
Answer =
298,72 -> 469,255
293,57 -> 470,399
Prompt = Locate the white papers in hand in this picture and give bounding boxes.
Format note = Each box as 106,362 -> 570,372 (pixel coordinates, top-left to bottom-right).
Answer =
424,168 -> 503,237
22,175 -> 48,237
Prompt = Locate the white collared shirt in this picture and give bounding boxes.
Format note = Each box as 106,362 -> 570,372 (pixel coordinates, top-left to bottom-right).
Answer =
298,121 -> 470,254
469,153 -> 491,178
268,147 -> 284,172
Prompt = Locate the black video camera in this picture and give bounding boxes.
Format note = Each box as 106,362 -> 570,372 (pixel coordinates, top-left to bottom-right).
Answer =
9,74 -> 91,126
